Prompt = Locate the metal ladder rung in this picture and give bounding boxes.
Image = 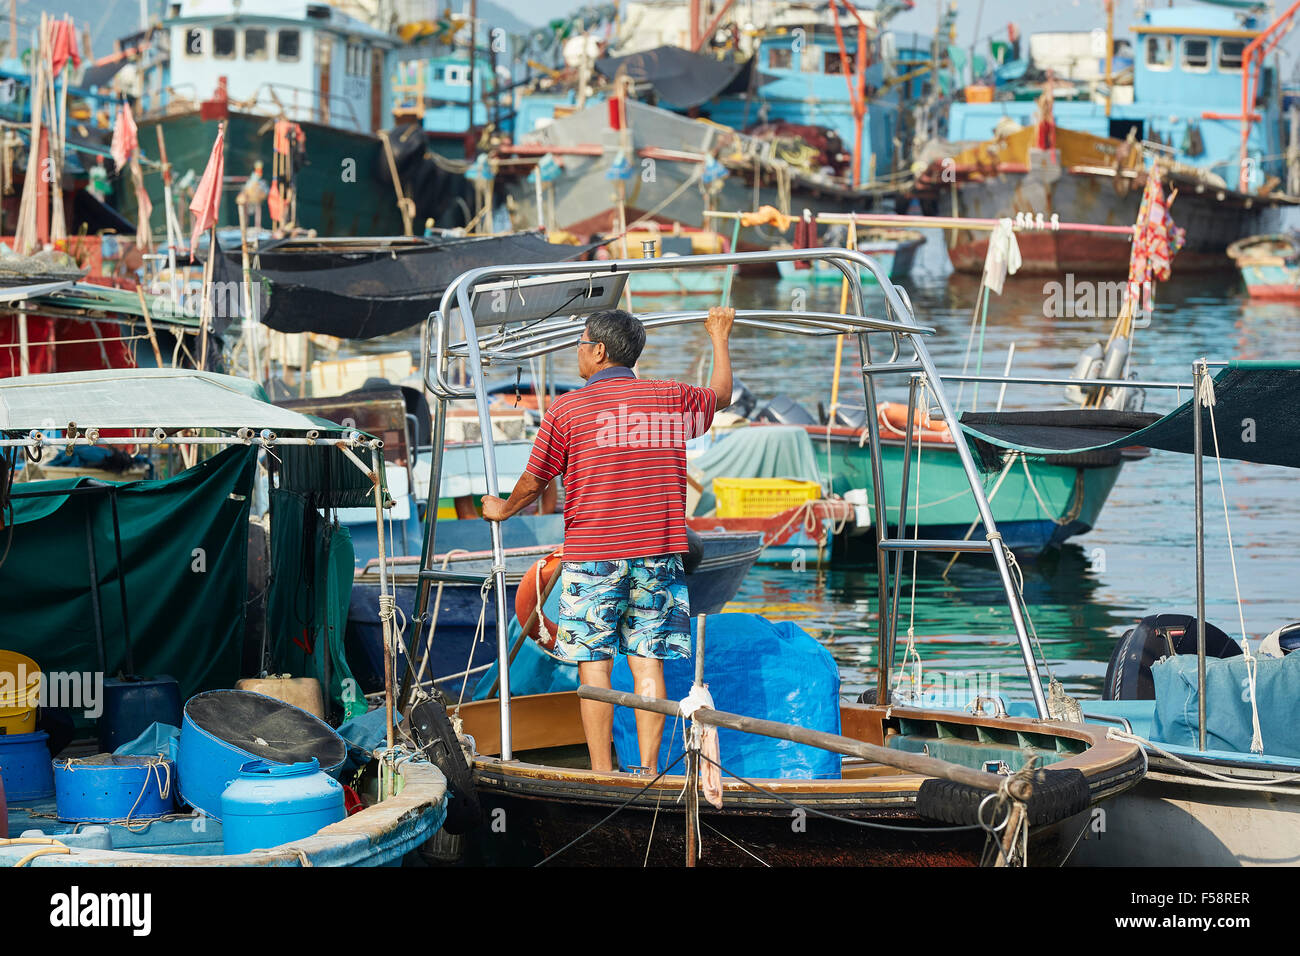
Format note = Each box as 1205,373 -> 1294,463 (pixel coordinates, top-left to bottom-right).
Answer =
861,362 -> 924,375
877,538 -> 996,553
418,568 -> 494,584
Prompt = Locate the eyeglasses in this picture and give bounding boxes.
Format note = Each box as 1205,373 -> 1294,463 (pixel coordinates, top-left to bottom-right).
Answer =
576,340 -> 600,348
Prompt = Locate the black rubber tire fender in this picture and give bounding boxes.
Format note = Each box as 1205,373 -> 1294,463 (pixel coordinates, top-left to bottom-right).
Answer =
915,768 -> 1091,828
408,698 -> 483,835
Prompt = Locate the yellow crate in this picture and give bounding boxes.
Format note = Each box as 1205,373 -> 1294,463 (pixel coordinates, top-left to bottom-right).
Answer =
713,478 -> 821,518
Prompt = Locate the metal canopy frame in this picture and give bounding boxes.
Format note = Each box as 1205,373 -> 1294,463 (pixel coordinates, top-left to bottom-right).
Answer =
407,248 -> 1051,762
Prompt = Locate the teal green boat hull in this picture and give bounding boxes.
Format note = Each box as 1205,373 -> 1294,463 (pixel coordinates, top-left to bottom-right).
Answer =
807,427 -> 1125,554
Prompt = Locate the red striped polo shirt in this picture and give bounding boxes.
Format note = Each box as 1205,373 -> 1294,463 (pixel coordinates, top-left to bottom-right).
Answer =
523,366 -> 716,561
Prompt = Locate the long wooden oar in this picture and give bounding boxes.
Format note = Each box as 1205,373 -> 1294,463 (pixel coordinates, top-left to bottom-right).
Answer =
577,684 -> 1031,798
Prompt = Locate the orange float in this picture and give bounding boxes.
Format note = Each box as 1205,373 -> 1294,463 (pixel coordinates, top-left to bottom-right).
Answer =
876,401 -> 952,444
514,548 -> 565,651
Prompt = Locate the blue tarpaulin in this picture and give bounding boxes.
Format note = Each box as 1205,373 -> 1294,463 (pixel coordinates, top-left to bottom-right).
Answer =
611,614 -> 841,779
1152,652 -> 1300,758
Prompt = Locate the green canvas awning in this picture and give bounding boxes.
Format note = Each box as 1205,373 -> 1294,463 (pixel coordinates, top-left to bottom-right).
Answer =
961,362 -> 1300,470
0,368 -> 350,433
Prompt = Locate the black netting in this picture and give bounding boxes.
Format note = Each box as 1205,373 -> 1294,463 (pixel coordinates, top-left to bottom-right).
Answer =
185,690 -> 345,767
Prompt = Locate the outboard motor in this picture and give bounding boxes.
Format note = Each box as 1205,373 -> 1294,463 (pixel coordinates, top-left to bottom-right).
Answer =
683,527 -> 705,574
1103,613 -> 1241,700
722,379 -> 757,419
753,395 -> 818,426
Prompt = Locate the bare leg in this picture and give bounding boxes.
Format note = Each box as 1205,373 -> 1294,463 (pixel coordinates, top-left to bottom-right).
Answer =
627,655 -> 666,772
577,659 -> 615,771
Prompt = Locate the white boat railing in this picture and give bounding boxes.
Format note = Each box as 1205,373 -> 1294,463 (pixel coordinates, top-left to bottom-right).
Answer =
407,247 -> 1053,761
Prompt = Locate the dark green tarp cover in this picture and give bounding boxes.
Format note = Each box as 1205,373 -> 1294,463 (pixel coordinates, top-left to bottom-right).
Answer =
0,445 -> 257,699
960,362 -> 1300,470
266,492 -> 364,723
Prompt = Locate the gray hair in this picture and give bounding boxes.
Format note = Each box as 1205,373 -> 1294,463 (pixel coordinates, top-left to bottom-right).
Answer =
584,309 -> 646,367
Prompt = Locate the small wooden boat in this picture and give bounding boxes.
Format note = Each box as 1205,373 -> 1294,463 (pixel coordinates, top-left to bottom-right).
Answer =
1226,233 -> 1300,299
453,692 -> 1143,866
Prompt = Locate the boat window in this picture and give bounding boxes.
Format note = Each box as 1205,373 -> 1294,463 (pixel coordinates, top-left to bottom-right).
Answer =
824,51 -> 844,74
434,66 -> 445,81
346,43 -> 369,76
184,27 -> 204,58
768,47 -> 792,69
1145,35 -> 1172,70
213,27 -> 235,59
445,64 -> 469,86
245,28 -> 267,60
1219,38 -> 1245,71
1182,37 -> 1210,72
277,29 -> 301,61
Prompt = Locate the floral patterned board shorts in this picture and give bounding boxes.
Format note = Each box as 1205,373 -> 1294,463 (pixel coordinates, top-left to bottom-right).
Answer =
553,554 -> 691,662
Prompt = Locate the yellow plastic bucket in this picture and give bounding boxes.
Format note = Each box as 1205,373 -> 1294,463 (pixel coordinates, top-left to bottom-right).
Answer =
0,650 -> 42,734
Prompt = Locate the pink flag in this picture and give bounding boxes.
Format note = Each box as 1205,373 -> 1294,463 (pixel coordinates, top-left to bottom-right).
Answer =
188,124 -> 226,256
50,19 -> 81,76
110,101 -> 138,170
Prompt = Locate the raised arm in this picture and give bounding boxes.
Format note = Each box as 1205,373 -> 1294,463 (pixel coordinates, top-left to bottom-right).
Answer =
705,305 -> 735,410
481,472 -> 549,522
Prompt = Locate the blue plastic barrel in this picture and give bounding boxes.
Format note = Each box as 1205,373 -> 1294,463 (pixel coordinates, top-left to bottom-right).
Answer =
0,731 -> 54,801
53,755 -> 175,823
99,676 -> 182,753
220,759 -> 345,855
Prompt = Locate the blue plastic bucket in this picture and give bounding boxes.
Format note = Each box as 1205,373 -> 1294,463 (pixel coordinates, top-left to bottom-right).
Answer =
53,755 -> 175,823
177,690 -> 345,820
0,731 -> 54,802
221,758 -> 345,854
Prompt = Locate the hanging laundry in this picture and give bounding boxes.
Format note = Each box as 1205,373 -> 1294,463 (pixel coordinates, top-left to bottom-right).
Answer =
982,217 -> 1022,294
110,101 -> 138,170
792,209 -> 816,270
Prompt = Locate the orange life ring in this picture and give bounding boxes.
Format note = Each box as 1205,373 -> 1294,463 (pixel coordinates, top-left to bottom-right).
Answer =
514,547 -> 564,650
876,401 -> 952,443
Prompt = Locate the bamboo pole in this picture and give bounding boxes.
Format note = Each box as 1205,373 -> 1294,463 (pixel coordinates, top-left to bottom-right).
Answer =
379,130 -> 414,237
136,285 -> 164,367
829,214 -> 858,416
576,685 -> 1032,799
155,126 -> 180,309
197,221 -> 216,371
703,209 -> 1135,236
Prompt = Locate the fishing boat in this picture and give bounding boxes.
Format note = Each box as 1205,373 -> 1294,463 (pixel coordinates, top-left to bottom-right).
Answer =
1227,234 -> 1300,299
394,247 -> 1146,867
960,359 -> 1300,866
912,4 -> 1300,275
0,368 -> 446,865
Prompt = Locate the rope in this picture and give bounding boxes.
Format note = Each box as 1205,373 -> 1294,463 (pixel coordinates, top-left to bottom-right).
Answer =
53,757 -> 173,832
1198,364 -> 1264,754
1019,454 -> 1086,526
455,573 -> 495,711
1105,727 -> 1300,790
694,753 -> 984,834
534,750 -> 688,866
986,530 -> 1056,686
894,378 -> 926,704
412,549 -> 473,690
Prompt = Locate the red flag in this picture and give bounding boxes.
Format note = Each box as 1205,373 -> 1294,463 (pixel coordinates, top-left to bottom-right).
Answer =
50,19 -> 81,75
189,124 -> 226,256
110,101 -> 138,170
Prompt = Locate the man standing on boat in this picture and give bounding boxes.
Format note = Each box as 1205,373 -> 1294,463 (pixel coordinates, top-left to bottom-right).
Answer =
482,306 -> 735,773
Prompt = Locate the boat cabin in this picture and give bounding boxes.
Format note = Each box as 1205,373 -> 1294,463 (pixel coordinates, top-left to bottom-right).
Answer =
144,0 -> 397,133
947,4 -> 1283,190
